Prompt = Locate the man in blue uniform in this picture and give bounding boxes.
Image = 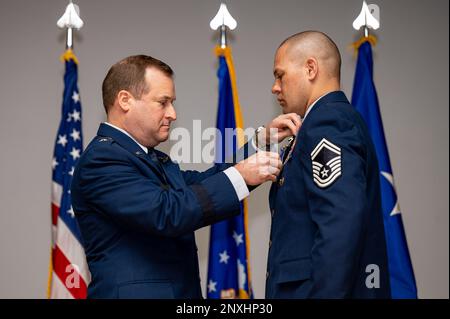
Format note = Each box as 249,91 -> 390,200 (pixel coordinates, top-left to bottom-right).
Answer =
259,31 -> 391,298
71,55 -> 287,298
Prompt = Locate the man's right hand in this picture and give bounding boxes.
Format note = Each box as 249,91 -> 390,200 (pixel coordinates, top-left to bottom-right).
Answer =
258,113 -> 301,145
234,151 -> 282,185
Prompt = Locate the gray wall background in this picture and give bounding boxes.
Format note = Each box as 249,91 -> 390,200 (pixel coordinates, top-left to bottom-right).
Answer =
0,0 -> 448,299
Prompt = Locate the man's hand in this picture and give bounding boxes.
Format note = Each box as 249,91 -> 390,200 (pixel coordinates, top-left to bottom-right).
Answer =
234,151 -> 282,185
258,113 -> 301,145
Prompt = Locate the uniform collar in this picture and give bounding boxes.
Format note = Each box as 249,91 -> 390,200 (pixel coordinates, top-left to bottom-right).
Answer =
303,93 -> 328,120
97,122 -> 149,156
102,122 -> 148,154
302,90 -> 349,120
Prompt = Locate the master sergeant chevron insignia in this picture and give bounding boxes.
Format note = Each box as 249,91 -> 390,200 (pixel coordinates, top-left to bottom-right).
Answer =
311,138 -> 342,188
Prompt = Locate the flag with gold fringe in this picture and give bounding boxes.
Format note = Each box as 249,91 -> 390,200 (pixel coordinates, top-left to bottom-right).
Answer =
351,36 -> 417,298
48,49 -> 90,299
206,46 -> 253,299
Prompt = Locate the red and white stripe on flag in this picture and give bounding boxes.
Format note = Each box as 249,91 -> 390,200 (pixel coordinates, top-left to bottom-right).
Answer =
50,182 -> 90,299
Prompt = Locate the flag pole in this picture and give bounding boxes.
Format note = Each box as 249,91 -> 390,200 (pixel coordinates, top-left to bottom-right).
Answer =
57,0 -> 84,51
351,1 -> 380,52
210,3 -> 237,49
220,24 -> 227,48
352,1 -> 380,38
364,25 -> 369,38
48,0 -> 84,299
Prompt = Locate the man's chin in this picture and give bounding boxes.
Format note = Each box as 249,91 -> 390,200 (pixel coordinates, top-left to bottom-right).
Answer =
157,131 -> 170,143
281,105 -> 291,114
280,104 -> 298,115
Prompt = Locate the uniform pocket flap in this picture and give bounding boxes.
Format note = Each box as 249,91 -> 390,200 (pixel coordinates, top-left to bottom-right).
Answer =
276,257 -> 312,284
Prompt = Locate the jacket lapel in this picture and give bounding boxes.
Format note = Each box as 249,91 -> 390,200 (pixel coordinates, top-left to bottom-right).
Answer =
96,123 -> 166,180
153,149 -> 185,190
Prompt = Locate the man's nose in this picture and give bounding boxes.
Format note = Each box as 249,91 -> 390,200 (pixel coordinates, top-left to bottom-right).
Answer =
271,82 -> 280,95
166,104 -> 177,121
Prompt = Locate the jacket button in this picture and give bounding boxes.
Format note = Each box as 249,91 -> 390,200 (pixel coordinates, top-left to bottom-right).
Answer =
266,271 -> 269,279
269,240 -> 272,248
278,177 -> 284,186
271,209 -> 275,217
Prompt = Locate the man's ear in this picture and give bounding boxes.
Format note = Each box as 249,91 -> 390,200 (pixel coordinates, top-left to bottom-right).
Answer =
117,90 -> 133,112
305,57 -> 319,81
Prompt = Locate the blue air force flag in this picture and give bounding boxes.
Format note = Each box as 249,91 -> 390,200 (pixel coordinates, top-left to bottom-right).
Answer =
352,40 -> 417,299
207,46 -> 253,299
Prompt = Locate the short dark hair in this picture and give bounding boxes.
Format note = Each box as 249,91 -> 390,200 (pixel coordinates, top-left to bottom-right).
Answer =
102,55 -> 174,113
279,31 -> 342,80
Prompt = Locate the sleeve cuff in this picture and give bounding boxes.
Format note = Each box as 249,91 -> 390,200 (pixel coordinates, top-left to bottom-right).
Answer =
223,167 -> 250,201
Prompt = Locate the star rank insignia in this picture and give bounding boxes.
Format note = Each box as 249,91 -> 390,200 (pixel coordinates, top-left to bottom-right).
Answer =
311,138 -> 342,188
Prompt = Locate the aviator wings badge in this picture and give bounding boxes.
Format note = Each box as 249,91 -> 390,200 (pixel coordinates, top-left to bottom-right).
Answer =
311,138 -> 342,188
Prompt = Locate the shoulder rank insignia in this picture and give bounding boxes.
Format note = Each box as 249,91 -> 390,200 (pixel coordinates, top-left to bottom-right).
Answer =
311,138 -> 341,188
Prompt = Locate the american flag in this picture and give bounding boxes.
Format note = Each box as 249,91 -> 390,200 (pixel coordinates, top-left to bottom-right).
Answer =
48,50 -> 90,299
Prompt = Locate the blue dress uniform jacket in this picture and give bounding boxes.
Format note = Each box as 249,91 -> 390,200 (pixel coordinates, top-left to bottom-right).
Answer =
71,123 -> 242,299
266,91 -> 391,298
